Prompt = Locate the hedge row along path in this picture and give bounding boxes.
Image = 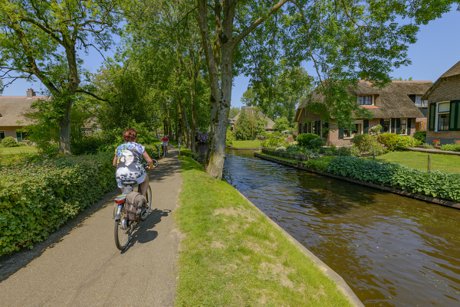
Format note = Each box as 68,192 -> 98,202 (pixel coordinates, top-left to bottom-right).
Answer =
0,150 -> 182,306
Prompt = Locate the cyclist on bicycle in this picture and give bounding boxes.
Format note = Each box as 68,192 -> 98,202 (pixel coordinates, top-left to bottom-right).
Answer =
113,128 -> 154,198
161,135 -> 169,156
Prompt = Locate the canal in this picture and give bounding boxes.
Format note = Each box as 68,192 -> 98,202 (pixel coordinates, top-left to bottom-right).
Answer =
223,150 -> 460,306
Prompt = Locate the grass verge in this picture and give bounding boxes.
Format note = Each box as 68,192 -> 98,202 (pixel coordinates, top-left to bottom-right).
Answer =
377,151 -> 460,174
175,156 -> 353,306
229,140 -> 262,149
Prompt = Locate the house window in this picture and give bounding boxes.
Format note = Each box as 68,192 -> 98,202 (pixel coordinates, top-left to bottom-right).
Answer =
381,119 -> 390,133
437,102 -> 450,131
409,95 -> 428,108
16,131 -> 25,142
357,95 -> 373,105
400,118 -> 407,135
0,131 -> 4,139
341,121 -> 363,139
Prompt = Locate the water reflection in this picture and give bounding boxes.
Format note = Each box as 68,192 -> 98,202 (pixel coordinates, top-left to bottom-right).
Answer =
223,150 -> 460,306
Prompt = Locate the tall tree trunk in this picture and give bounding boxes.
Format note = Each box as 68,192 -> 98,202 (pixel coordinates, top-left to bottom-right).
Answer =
59,100 -> 72,154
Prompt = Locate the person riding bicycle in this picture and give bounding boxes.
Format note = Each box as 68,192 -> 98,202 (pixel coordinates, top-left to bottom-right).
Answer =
113,128 -> 154,198
161,135 -> 169,156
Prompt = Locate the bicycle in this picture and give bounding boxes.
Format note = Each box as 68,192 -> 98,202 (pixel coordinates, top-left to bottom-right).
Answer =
113,161 -> 157,251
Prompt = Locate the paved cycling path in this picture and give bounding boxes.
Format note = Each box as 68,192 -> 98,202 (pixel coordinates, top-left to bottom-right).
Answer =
0,150 -> 182,306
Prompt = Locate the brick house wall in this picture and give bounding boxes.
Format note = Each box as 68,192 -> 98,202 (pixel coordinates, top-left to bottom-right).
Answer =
426,75 -> 460,144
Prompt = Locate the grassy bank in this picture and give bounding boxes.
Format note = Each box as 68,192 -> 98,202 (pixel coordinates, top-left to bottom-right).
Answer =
229,140 -> 262,149
175,156 -> 353,306
377,151 -> 460,174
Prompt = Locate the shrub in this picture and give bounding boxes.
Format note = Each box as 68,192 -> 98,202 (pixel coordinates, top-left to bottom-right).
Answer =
352,134 -> 386,156
413,131 -> 426,144
1,136 -> 19,147
377,133 -> 419,151
440,143 -> 460,152
327,156 -> 460,202
71,134 -> 113,155
369,124 -> 382,135
296,133 -> 324,149
262,132 -> 288,148
304,156 -> 335,172
0,152 -> 117,255
226,129 -> 235,146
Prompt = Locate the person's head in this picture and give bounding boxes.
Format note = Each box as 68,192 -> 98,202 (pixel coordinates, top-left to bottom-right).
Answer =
123,128 -> 137,142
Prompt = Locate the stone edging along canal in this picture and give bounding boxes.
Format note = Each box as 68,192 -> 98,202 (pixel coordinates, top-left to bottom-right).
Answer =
233,189 -> 364,307
254,153 -> 460,210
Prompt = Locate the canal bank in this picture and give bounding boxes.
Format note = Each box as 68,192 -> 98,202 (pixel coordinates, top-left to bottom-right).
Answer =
254,152 -> 460,210
223,149 -> 460,306
176,155 -> 362,306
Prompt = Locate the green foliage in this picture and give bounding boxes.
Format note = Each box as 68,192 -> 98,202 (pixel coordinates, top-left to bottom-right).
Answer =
273,116 -> 290,132
413,131 -> 426,143
261,132 -> 288,148
369,124 -> 383,135
296,133 -> 323,149
1,137 -> 18,147
304,156 -> 335,172
0,152 -> 117,255
226,129 -> 236,146
234,108 -> 266,140
352,134 -> 386,156
377,133 -> 420,151
327,156 -> 460,202
440,143 -> 460,152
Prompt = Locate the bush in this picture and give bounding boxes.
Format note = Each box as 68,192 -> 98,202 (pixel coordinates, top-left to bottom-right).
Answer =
0,152 -> 117,255
413,131 -> 426,144
226,129 -> 235,146
352,134 -> 386,156
327,156 -> 460,202
71,134 -> 113,155
304,156 -> 335,172
377,133 -> 420,151
262,132 -> 288,148
1,136 -> 19,147
440,143 -> 460,152
296,133 -> 323,149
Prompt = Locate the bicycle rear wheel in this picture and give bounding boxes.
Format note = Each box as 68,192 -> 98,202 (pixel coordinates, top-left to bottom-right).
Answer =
141,185 -> 153,221
114,211 -> 131,250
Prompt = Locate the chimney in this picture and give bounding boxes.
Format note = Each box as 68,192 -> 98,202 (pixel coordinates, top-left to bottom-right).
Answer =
26,88 -> 36,97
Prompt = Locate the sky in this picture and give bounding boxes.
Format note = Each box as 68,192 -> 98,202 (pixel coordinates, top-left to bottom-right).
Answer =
2,9 -> 460,108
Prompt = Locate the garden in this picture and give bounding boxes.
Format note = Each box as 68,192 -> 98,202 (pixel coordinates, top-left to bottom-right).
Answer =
258,130 -> 460,203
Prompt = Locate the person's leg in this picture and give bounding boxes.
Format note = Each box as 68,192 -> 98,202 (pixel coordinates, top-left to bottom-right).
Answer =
138,175 -> 150,198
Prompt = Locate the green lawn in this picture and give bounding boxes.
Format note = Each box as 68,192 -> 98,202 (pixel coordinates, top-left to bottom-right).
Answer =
229,140 -> 262,149
377,151 -> 460,174
176,156 -> 354,306
0,146 -> 38,166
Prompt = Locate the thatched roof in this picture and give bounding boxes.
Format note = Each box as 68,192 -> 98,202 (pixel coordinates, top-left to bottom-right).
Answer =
296,80 -> 431,120
0,96 -> 44,127
231,106 -> 275,130
424,61 -> 460,99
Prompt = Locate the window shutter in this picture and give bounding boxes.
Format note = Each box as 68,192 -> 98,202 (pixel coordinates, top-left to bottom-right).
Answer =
407,118 -> 412,135
450,100 -> 460,130
428,103 -> 436,131
363,120 -> 369,134
339,128 -> 344,139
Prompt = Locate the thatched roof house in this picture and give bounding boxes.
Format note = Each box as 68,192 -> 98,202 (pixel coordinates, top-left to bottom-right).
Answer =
0,89 -> 44,141
423,61 -> 460,145
295,80 -> 432,146
229,106 -> 275,131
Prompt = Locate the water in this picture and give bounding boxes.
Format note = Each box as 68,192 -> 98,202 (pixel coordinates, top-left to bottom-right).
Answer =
223,150 -> 460,306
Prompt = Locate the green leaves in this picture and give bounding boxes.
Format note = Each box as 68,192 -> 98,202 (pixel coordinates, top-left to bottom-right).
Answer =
0,152 -> 117,256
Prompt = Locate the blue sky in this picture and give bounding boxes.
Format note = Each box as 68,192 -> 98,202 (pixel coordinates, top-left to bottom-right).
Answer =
2,9 -> 460,108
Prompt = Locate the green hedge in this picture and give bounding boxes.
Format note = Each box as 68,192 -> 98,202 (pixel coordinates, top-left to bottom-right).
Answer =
327,156 -> 460,202
0,152 -> 117,256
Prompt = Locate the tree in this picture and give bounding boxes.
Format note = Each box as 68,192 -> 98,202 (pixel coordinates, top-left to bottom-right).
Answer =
273,117 -> 290,132
234,108 -> 266,140
0,0 -> 119,153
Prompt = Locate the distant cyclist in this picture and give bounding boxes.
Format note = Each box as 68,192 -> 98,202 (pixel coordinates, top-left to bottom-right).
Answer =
113,128 -> 154,198
161,135 -> 169,157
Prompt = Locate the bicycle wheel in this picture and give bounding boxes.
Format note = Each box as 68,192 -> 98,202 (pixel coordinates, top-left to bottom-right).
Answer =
114,211 -> 131,250
141,185 -> 153,221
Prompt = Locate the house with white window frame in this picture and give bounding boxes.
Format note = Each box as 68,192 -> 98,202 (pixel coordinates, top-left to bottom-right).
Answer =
295,80 -> 432,146
0,89 -> 43,142
424,61 -> 460,145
